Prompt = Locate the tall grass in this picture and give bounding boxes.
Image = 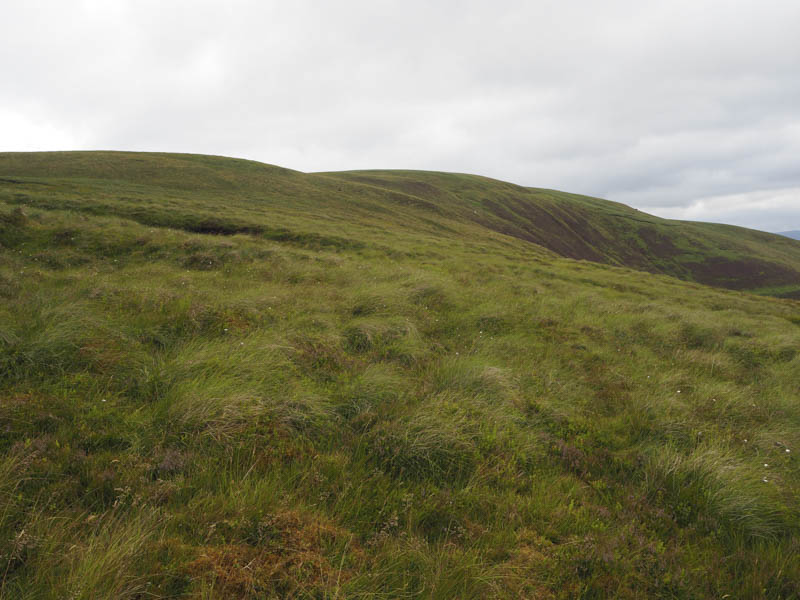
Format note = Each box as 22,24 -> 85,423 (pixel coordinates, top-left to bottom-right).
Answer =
1,155 -> 800,598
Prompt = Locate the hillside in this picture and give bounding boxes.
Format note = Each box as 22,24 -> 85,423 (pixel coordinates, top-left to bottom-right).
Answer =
2,152 -> 800,297
324,169 -> 800,296
1,152 -> 800,599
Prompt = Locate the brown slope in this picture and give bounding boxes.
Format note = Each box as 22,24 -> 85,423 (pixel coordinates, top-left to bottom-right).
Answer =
322,170 -> 800,295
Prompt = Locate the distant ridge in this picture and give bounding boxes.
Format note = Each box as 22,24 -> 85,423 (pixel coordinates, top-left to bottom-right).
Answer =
778,230 -> 800,240
2,151 -> 800,297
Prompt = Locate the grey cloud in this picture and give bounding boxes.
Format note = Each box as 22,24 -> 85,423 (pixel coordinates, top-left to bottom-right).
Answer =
2,0 -> 800,231
650,187 -> 800,232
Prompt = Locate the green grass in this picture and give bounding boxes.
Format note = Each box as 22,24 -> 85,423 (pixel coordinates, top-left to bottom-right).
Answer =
1,152 -> 800,598
324,169 -> 800,292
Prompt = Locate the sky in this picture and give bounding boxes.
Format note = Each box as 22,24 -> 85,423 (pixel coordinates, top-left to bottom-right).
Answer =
2,0 -> 799,232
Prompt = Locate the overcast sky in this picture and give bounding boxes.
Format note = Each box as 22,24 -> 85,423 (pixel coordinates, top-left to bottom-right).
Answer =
2,1 -> 799,232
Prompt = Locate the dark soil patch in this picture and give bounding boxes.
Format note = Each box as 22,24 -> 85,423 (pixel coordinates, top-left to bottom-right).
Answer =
684,257 -> 800,290
637,226 -> 681,258
477,198 -> 607,262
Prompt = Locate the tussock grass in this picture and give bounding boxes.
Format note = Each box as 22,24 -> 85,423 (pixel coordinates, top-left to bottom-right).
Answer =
643,446 -> 786,540
2,152 -> 800,597
2,508 -> 161,600
366,408 -> 478,484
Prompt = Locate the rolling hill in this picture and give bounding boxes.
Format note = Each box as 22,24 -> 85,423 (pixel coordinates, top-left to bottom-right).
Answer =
2,151 -> 800,296
1,151 -> 800,599
325,169 -> 800,295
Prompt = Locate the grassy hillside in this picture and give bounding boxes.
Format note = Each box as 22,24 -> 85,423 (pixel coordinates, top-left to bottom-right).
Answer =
3,151 -> 800,296
325,170 -> 800,296
1,152 -> 800,599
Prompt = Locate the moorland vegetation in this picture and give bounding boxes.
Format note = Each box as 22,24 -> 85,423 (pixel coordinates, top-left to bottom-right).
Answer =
1,152 -> 799,598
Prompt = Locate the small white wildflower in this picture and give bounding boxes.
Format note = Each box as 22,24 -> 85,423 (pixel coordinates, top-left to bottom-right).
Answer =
677,390 -> 681,394
764,463 -> 769,468
786,448 -> 791,453
101,399 -> 106,403
762,477 -> 769,483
